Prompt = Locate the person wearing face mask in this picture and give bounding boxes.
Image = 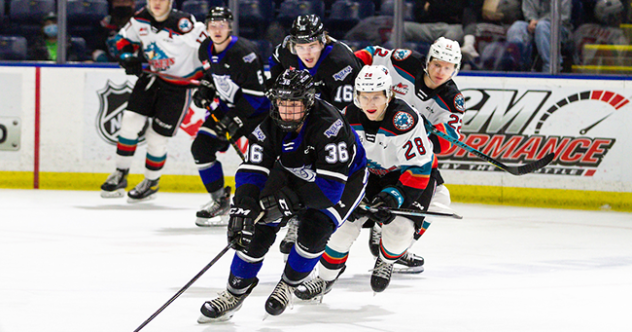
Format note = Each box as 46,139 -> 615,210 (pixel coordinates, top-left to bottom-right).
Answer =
27,12 -> 88,61
91,0 -> 137,62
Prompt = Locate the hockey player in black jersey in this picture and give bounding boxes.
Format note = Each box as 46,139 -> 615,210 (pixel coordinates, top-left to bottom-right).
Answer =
197,69 -> 367,322
100,0 -> 207,202
295,65 -> 435,300
269,14 -> 365,254
190,7 -> 270,226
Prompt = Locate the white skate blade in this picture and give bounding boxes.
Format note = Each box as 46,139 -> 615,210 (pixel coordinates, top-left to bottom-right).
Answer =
195,215 -> 229,227
126,194 -> 157,204
393,266 -> 425,274
197,312 -> 234,324
100,189 -> 125,198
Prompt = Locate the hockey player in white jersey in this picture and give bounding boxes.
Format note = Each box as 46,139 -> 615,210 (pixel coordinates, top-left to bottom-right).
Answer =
295,65 -> 435,299
100,0 -> 207,201
354,37 -> 464,270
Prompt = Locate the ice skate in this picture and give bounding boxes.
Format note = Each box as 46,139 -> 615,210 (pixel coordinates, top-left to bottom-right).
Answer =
127,178 -> 159,203
393,252 -> 424,274
279,218 -> 298,256
370,257 -> 393,293
295,265 -> 345,302
100,169 -> 128,198
198,279 -> 258,323
265,280 -> 295,316
195,187 -> 231,227
368,223 -> 381,257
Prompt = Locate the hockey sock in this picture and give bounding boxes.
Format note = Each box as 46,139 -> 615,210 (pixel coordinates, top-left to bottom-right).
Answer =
145,152 -> 166,180
198,161 -> 224,194
115,136 -> 137,170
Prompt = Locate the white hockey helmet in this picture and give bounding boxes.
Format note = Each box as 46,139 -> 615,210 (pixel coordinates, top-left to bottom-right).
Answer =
426,37 -> 462,78
353,65 -> 393,109
594,0 -> 623,26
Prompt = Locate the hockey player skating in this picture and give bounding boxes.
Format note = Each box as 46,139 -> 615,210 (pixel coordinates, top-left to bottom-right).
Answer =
190,7 -> 270,226
353,37 -> 465,271
269,14 -> 364,255
197,69 -> 367,322
294,65 -> 435,300
100,0 -> 206,202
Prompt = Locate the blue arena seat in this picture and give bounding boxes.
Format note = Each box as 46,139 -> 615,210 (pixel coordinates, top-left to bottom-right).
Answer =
238,0 -> 274,40
67,0 -> 109,25
325,0 -> 375,39
379,0 -> 414,20
277,0 -> 325,27
0,36 -> 28,60
9,0 -> 55,23
181,0 -> 211,22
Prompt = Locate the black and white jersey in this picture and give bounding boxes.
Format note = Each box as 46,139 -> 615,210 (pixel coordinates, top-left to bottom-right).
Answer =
343,98 -> 434,206
356,46 -> 465,154
269,38 -> 364,110
198,36 -> 270,119
114,8 -> 207,84
234,99 -> 367,225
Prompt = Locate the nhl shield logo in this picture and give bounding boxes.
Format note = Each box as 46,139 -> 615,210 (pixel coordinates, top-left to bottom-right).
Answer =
96,80 -> 147,145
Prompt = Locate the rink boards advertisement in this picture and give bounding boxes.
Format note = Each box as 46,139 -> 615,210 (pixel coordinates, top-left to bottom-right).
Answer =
0,66 -> 630,194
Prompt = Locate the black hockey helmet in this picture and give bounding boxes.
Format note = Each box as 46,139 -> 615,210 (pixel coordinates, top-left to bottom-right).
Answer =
290,14 -> 326,45
269,69 -> 316,132
205,6 -> 233,25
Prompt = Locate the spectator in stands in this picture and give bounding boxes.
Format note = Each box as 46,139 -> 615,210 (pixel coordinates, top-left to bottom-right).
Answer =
396,0 -> 477,60
573,0 -> 628,66
506,0 -> 572,72
91,0 -> 137,62
27,12 -> 88,62
463,0 -> 523,70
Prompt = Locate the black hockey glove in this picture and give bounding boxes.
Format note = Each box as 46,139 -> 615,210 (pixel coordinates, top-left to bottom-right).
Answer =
215,114 -> 243,141
367,190 -> 400,225
260,187 -> 302,224
227,204 -> 260,251
192,78 -> 216,109
347,198 -> 370,222
119,54 -> 142,76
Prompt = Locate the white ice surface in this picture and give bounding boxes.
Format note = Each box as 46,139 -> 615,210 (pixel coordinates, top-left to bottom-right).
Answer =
0,189 -> 631,332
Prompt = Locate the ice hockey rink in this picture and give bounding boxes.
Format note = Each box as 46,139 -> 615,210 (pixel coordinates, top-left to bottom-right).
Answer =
0,189 -> 630,332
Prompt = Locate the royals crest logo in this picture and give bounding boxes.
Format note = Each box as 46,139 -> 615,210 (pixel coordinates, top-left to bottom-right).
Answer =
96,81 -> 148,145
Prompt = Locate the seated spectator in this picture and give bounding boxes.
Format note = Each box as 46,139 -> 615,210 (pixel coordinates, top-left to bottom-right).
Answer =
506,0 -> 572,72
91,0 -> 137,62
573,0 -> 629,66
394,0 -> 473,59
344,15 -> 393,45
27,12 -> 89,62
463,0 -> 523,69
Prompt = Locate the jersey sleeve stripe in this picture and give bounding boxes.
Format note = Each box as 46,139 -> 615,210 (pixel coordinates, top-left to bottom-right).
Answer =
316,169 -> 348,182
241,88 -> 266,96
399,163 -> 432,189
392,63 -> 415,83
315,177 -> 345,205
235,171 -> 267,190
238,164 -> 270,175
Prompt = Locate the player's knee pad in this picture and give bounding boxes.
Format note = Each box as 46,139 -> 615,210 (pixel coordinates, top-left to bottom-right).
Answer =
241,223 -> 278,260
296,210 -> 337,254
119,111 -> 147,139
190,133 -> 220,165
381,217 -> 415,257
325,219 -> 363,254
145,126 -> 169,157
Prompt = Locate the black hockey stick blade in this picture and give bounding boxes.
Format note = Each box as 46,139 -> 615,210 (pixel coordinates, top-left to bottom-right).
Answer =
132,243 -> 233,332
428,126 -> 555,175
361,205 -> 463,219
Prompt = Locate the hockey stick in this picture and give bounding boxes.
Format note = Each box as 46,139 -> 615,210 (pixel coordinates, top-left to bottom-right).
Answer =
427,125 -> 554,176
360,205 -> 463,219
132,242 -> 233,332
210,112 -> 247,162
142,69 -> 201,86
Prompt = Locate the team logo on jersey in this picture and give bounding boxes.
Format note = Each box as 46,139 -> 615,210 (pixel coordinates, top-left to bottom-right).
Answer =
333,66 -> 353,81
145,42 -> 174,70
139,27 -> 149,36
324,119 -> 344,138
393,111 -> 414,131
242,52 -> 257,63
252,125 -> 266,142
393,82 -> 409,95
393,49 -> 412,61
454,93 -> 465,112
178,18 -> 193,33
283,164 -> 317,182
96,81 -> 148,145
